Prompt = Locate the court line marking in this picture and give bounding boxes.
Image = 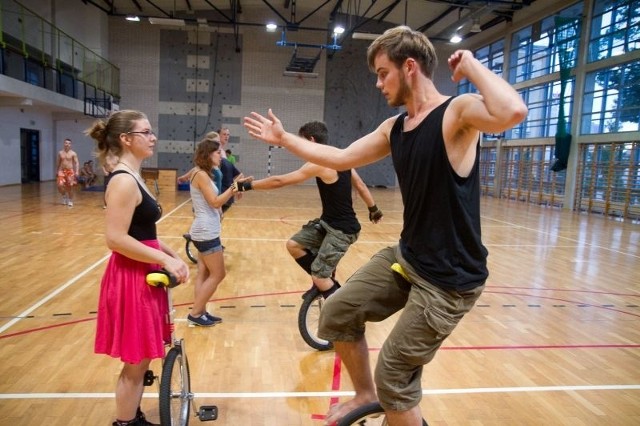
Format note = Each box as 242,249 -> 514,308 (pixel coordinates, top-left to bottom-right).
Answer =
0,200 -> 191,336
1,384 -> 638,399
485,216 -> 639,259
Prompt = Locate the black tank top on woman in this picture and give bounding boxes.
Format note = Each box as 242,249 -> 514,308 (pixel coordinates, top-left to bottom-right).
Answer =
390,97 -> 488,291
317,170 -> 361,235
107,170 -> 161,241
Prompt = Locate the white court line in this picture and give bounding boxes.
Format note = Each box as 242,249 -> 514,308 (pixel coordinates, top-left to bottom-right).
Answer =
484,216 -> 639,259
0,384 -> 638,399
0,200 -> 192,335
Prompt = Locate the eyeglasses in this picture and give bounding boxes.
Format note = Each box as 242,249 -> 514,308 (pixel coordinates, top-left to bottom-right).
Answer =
126,130 -> 156,137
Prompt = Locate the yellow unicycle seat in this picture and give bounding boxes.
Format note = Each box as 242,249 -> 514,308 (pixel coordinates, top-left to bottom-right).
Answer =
390,263 -> 411,281
146,270 -> 179,288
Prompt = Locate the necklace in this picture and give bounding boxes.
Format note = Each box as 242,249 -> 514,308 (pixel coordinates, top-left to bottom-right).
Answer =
118,161 -> 142,179
117,161 -> 157,201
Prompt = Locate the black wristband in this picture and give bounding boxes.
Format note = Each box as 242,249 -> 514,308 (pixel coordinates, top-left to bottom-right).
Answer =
239,181 -> 253,192
368,204 -> 378,213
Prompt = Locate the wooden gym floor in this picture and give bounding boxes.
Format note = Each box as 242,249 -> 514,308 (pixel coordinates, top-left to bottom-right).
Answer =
0,182 -> 638,425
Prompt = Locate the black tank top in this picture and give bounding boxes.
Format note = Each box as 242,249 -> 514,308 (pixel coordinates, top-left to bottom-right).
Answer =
108,170 -> 161,241
390,97 -> 488,291
317,170 -> 361,235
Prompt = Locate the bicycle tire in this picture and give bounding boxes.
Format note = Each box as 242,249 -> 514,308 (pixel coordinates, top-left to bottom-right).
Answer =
183,234 -> 197,264
159,346 -> 191,426
337,402 -> 428,426
297,287 -> 333,351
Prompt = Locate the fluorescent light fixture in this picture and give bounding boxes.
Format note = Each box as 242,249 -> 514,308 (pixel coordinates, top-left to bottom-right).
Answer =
450,34 -> 462,43
352,32 -> 379,40
283,71 -> 318,78
333,26 -> 345,35
266,23 -> 278,32
148,17 -> 185,27
125,15 -> 140,22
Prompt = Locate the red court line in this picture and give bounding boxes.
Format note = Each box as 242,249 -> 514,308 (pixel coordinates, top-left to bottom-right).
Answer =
0,317 -> 96,339
311,352 -> 343,421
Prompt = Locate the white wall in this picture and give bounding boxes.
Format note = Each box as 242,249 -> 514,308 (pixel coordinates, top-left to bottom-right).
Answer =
0,108 -> 54,186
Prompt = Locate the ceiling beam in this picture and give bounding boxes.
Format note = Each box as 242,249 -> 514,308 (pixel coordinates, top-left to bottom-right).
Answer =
129,0 -> 143,13
142,1 -> 171,17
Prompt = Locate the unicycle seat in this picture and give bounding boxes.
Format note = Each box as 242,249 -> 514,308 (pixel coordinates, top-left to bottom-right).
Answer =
146,270 -> 180,288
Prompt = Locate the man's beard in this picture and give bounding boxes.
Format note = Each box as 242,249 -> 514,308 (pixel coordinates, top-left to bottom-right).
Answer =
388,74 -> 410,107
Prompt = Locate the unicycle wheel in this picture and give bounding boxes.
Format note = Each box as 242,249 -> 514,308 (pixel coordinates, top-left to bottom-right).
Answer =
337,402 -> 428,426
159,345 -> 192,425
183,233 -> 197,264
298,286 -> 333,351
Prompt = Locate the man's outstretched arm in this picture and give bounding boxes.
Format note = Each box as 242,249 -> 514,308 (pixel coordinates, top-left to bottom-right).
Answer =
244,109 -> 394,171
351,169 -> 383,224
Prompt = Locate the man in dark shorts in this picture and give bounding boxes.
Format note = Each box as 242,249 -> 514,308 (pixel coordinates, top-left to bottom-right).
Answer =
235,120 -> 383,297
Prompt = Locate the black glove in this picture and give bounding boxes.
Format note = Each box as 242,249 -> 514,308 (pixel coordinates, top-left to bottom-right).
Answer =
231,182 -> 253,192
368,205 -> 383,223
234,181 -> 253,192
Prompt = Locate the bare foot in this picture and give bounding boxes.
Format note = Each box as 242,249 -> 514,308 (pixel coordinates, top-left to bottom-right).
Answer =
324,396 -> 377,426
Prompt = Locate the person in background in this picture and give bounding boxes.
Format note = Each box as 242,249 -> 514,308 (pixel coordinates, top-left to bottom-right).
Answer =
244,26 -> 527,425
87,110 -> 190,426
234,120 -> 383,299
79,160 -> 97,188
225,149 -> 237,165
102,152 -> 119,208
219,152 -> 242,213
185,135 -> 244,326
56,138 -> 79,207
177,131 -> 223,192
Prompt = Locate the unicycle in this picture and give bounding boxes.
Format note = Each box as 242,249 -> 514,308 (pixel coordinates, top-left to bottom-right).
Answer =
298,286 -> 333,351
337,402 -> 428,426
182,233 -> 197,264
145,270 -> 217,425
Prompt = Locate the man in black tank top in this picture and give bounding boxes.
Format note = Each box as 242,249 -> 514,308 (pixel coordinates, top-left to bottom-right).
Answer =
235,121 -> 383,298
244,26 -> 527,426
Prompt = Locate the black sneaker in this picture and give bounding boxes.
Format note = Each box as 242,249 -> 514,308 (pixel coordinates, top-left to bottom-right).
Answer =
136,408 -> 159,426
301,283 -> 316,299
187,313 -> 216,327
205,312 -> 223,324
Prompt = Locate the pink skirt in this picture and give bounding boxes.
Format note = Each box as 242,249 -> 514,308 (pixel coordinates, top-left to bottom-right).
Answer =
94,240 -> 169,364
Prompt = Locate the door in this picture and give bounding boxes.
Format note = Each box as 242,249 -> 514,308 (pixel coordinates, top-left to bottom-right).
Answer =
20,129 -> 40,183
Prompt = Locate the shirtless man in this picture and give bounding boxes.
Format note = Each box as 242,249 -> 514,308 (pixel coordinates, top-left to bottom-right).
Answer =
56,138 -> 79,207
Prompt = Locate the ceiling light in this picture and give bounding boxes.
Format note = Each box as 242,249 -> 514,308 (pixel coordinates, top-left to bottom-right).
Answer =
470,20 -> 481,33
352,32 -> 379,40
266,23 -> 277,32
148,17 -> 185,27
125,15 -> 140,22
333,26 -> 345,35
450,34 -> 462,43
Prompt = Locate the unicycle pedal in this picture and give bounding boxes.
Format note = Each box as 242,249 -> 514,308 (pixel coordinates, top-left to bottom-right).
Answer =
143,370 -> 156,386
197,405 -> 218,421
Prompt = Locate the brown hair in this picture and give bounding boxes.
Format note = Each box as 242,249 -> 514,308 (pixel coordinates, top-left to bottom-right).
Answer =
298,121 -> 328,145
367,26 -> 437,79
193,138 -> 220,178
85,110 -> 147,166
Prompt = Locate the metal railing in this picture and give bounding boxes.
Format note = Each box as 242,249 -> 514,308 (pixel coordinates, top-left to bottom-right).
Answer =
0,0 -> 119,102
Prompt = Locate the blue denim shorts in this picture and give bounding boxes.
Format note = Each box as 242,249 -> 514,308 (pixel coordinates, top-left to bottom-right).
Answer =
192,237 -> 223,255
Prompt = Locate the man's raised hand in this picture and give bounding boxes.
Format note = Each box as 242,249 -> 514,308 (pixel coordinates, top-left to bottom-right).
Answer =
243,109 -> 285,146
